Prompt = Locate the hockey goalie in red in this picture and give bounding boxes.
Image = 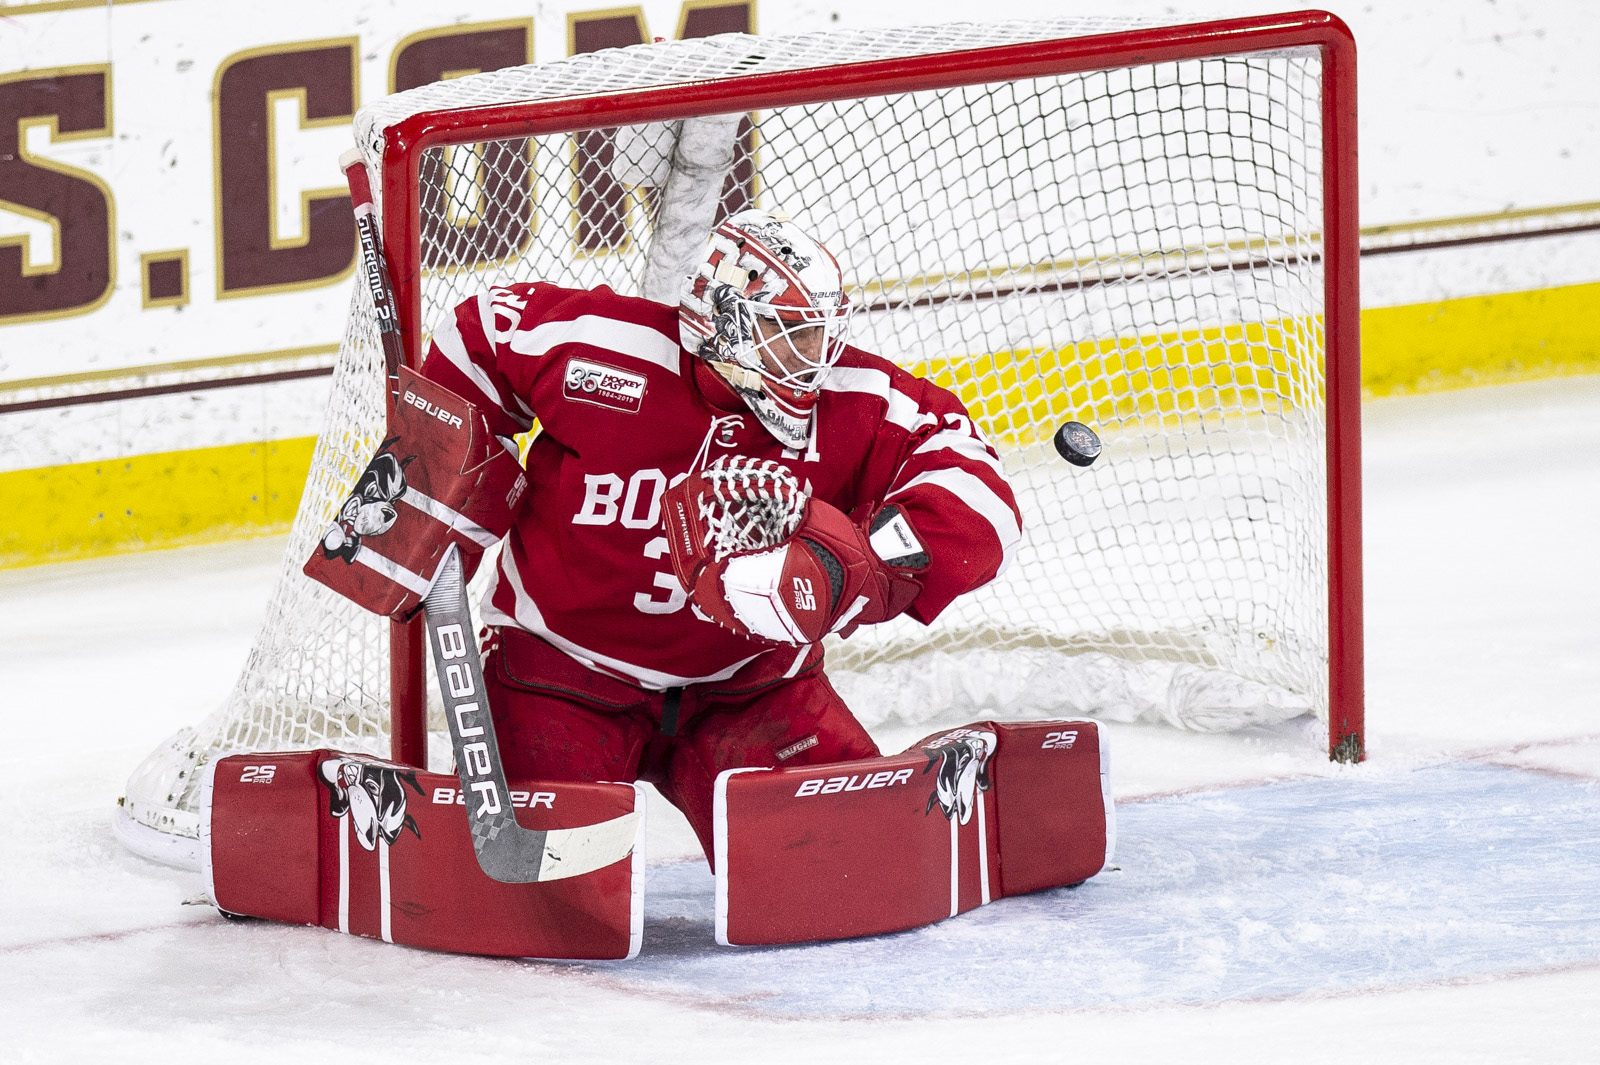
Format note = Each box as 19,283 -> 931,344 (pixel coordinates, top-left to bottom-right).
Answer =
207,209 -> 1111,957
441,210 -> 1025,845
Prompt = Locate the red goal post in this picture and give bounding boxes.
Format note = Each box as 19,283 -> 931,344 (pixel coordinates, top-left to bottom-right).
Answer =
374,10 -> 1361,763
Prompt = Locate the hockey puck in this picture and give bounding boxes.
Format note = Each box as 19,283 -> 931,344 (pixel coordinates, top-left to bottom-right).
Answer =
1053,421 -> 1102,467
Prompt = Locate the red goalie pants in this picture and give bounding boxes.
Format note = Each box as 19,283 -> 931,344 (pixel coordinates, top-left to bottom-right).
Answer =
485,628 -> 881,860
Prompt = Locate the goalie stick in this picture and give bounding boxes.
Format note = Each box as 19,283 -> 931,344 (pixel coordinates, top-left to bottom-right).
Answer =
341,150 -> 638,883
424,546 -> 639,882
342,148 -> 404,389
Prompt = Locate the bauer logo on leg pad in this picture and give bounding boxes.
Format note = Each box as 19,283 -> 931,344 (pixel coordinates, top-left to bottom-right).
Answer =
431,787 -> 555,810
793,768 -> 912,796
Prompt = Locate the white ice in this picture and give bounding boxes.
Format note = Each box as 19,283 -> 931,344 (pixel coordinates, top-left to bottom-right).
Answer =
2,377 -> 1599,1064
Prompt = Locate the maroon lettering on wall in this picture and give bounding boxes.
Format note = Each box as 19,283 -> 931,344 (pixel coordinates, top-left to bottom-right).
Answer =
215,42 -> 356,296
0,68 -> 112,324
393,24 -> 534,271
144,255 -> 187,304
569,11 -> 650,254
678,2 -> 757,223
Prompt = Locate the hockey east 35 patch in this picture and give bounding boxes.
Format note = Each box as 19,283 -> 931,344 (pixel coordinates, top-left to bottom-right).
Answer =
564,358 -> 647,414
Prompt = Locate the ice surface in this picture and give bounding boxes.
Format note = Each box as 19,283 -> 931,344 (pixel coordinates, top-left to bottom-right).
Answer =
2,378 -> 1599,1063
576,763 -> 1600,1017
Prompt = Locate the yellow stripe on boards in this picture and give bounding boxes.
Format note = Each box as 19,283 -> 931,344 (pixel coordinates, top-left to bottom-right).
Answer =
0,437 -> 317,569
912,318 -> 1323,446
3,282 -> 1597,569
1361,280 -> 1600,395
910,280 -> 1600,443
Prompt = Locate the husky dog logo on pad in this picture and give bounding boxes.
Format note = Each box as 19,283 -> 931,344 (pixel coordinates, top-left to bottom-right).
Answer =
922,729 -> 998,825
318,758 -> 424,851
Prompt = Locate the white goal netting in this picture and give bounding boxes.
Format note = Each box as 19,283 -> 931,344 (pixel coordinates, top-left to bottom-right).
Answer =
120,16 -> 1350,850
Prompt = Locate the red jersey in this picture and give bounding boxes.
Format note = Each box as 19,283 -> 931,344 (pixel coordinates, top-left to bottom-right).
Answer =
420,283 -> 1021,690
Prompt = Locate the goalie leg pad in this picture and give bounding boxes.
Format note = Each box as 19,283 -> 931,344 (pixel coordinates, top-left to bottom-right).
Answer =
713,719 -> 1111,945
204,750 -> 644,959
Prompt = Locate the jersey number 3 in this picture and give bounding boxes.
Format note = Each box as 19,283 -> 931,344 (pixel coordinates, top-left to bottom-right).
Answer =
572,468 -> 689,616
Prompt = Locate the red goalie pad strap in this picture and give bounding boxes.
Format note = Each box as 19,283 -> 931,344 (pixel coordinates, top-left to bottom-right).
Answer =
203,750 -> 643,959
302,366 -> 527,619
713,719 -> 1111,945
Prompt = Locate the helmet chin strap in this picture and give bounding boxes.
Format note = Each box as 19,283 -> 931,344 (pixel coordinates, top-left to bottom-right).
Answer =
711,359 -> 765,395
710,360 -> 813,450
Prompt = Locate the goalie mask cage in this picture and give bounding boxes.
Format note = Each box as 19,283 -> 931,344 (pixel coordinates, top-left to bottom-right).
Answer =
119,9 -> 1362,854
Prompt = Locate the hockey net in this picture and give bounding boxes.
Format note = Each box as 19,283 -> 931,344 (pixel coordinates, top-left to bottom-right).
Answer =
119,12 -> 1362,854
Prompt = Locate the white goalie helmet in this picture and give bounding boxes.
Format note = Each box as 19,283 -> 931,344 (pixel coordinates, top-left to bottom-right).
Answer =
679,209 -> 852,449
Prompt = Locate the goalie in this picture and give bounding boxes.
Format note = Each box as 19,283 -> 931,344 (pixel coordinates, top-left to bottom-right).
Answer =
208,208 -> 1110,955
422,208 -> 1024,859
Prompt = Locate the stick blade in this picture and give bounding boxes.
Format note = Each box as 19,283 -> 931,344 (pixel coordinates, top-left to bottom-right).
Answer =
474,809 -> 641,884
536,810 -> 643,882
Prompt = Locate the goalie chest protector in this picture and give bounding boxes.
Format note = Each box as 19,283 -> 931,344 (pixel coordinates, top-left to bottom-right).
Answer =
713,719 -> 1112,945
